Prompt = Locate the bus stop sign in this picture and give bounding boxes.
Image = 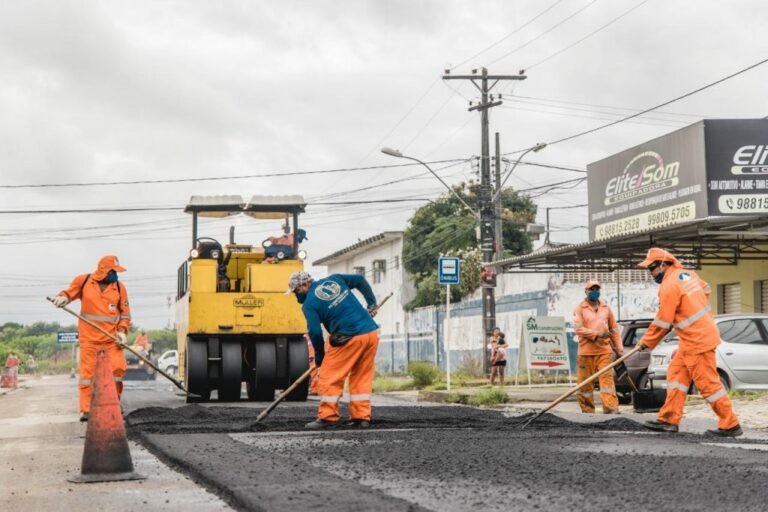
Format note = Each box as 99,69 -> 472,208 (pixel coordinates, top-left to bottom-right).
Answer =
438,257 -> 461,285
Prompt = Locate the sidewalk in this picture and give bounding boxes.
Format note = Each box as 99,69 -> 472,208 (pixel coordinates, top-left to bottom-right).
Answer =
417,384 -> 768,432
0,374 -> 229,510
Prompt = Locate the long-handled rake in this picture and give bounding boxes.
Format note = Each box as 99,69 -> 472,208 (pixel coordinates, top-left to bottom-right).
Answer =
47,296 -> 192,395
518,344 -> 643,429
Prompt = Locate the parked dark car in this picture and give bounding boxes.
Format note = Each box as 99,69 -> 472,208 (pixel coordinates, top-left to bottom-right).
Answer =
614,318 -> 653,404
124,348 -> 157,381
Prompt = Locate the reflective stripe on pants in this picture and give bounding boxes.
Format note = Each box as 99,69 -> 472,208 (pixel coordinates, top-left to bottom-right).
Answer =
78,341 -> 127,414
657,349 -> 739,430
576,353 -> 619,414
316,330 -> 379,422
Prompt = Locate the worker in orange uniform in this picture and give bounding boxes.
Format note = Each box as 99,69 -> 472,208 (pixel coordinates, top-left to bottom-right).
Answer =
134,331 -> 151,354
52,256 -> 131,422
287,271 -> 379,429
573,279 -> 623,414
637,248 -> 742,437
304,334 -> 319,396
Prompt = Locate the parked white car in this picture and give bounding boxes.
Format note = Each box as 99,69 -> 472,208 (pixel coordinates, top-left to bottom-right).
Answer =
648,314 -> 768,392
158,349 -> 178,377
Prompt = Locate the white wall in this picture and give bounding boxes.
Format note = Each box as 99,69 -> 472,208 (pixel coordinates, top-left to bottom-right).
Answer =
323,236 -> 413,339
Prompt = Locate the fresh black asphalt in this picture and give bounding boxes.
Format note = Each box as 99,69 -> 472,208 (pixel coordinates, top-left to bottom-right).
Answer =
126,404 -> 768,512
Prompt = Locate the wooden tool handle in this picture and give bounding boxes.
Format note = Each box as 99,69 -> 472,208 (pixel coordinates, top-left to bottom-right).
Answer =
255,367 -> 313,423
46,296 -> 189,394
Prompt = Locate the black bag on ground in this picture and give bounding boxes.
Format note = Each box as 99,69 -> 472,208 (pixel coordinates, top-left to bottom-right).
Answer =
631,375 -> 667,413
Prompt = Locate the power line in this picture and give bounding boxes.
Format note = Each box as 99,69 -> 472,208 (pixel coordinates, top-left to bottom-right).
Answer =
507,95 -> 707,119
485,0 -> 599,66
524,0 -> 651,71
504,55 -> 768,155
0,158 -> 467,189
449,0 -> 566,71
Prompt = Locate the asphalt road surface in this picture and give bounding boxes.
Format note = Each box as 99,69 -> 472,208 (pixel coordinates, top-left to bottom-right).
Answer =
122,380 -> 768,512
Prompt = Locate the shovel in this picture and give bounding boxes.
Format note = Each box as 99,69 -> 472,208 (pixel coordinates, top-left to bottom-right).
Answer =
46,296 -> 192,395
519,344 -> 643,429
254,291 -> 394,424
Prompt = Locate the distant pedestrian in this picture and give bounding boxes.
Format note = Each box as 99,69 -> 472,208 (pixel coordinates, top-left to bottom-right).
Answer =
573,279 -> 623,414
25,355 -> 36,375
490,332 -> 507,385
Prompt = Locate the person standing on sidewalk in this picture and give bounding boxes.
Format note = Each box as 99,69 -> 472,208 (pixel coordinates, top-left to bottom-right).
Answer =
51,255 -> 131,422
573,279 -> 623,414
489,332 -> 508,386
287,271 -> 379,429
636,248 -> 742,437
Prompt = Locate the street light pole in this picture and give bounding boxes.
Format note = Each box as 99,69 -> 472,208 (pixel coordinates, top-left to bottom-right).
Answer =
380,148 -> 479,219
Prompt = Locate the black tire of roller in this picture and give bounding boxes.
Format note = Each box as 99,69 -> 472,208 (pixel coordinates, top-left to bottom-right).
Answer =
249,341 -> 276,401
218,341 -> 242,401
285,338 -> 310,402
186,337 -> 210,403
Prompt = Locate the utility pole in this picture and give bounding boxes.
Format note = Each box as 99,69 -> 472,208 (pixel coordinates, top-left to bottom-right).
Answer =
494,132 -> 503,260
443,67 -> 527,375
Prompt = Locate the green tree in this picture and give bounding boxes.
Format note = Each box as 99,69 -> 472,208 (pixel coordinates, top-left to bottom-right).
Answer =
403,181 -> 536,309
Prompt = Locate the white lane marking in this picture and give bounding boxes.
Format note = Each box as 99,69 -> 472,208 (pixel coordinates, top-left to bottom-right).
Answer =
703,442 -> 768,451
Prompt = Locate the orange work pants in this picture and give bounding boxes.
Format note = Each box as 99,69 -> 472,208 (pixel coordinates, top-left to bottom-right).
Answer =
79,341 -> 126,413
657,349 -> 739,430
317,330 -> 379,422
576,353 -> 619,413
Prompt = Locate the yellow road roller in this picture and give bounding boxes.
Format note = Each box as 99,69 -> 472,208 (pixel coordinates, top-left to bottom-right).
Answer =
176,195 -> 309,402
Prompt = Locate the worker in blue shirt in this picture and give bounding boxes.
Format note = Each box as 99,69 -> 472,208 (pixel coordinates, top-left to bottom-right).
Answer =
286,271 -> 379,429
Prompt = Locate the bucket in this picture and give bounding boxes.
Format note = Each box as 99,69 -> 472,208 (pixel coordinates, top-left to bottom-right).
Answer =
631,374 -> 666,413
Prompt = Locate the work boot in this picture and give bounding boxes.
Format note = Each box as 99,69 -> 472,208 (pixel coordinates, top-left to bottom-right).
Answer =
643,419 -> 678,433
79,412 -> 89,422
304,419 -> 340,430
346,419 -> 371,429
705,424 -> 743,438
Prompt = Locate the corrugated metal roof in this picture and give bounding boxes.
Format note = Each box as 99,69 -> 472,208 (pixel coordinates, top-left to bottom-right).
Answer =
488,215 -> 768,272
313,231 -> 403,266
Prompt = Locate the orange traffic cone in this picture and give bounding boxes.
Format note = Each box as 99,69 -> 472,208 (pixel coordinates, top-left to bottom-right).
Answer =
69,349 -> 145,483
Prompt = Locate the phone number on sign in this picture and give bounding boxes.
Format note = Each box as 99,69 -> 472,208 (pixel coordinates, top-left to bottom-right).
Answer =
647,204 -> 692,228
718,194 -> 768,213
594,201 -> 696,240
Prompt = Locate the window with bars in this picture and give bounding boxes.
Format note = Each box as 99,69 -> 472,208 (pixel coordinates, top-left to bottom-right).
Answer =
561,270 -> 652,284
353,266 -> 365,276
373,259 -> 386,284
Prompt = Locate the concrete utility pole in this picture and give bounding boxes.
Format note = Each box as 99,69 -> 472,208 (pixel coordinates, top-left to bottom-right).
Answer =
494,132 -> 503,260
443,67 -> 526,375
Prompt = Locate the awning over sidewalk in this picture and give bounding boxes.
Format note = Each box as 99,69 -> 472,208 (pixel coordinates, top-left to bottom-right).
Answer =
489,215 -> 768,272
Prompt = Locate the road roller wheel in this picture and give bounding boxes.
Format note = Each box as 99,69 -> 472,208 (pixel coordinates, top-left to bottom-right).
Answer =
247,341 -> 276,401
186,337 -> 210,403
218,340 -> 242,401
285,338 -> 310,402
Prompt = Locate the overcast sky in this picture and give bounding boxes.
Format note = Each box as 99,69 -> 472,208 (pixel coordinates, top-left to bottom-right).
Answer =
1,0 -> 766,328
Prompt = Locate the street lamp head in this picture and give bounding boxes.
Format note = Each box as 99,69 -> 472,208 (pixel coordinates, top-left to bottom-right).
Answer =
533,142 -> 547,153
381,147 -> 403,158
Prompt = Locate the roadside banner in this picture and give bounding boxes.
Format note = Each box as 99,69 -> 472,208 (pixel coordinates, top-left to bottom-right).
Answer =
57,332 -> 79,344
517,316 -> 570,385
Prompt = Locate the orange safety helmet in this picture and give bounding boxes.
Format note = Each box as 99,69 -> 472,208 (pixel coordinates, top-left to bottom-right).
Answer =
637,247 -> 681,268
92,255 -> 127,281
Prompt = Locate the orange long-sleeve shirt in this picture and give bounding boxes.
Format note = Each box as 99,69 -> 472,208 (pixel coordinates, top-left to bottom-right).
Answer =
639,267 -> 718,354
60,274 -> 131,343
573,299 -> 622,356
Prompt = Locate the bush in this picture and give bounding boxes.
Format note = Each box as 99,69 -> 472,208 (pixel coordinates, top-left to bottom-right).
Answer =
468,388 -> 508,407
407,361 -> 442,388
457,354 -> 484,378
373,376 -> 415,392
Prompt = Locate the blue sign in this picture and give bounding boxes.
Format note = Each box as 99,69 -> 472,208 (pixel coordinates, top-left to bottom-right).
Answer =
438,257 -> 461,285
57,332 -> 79,344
